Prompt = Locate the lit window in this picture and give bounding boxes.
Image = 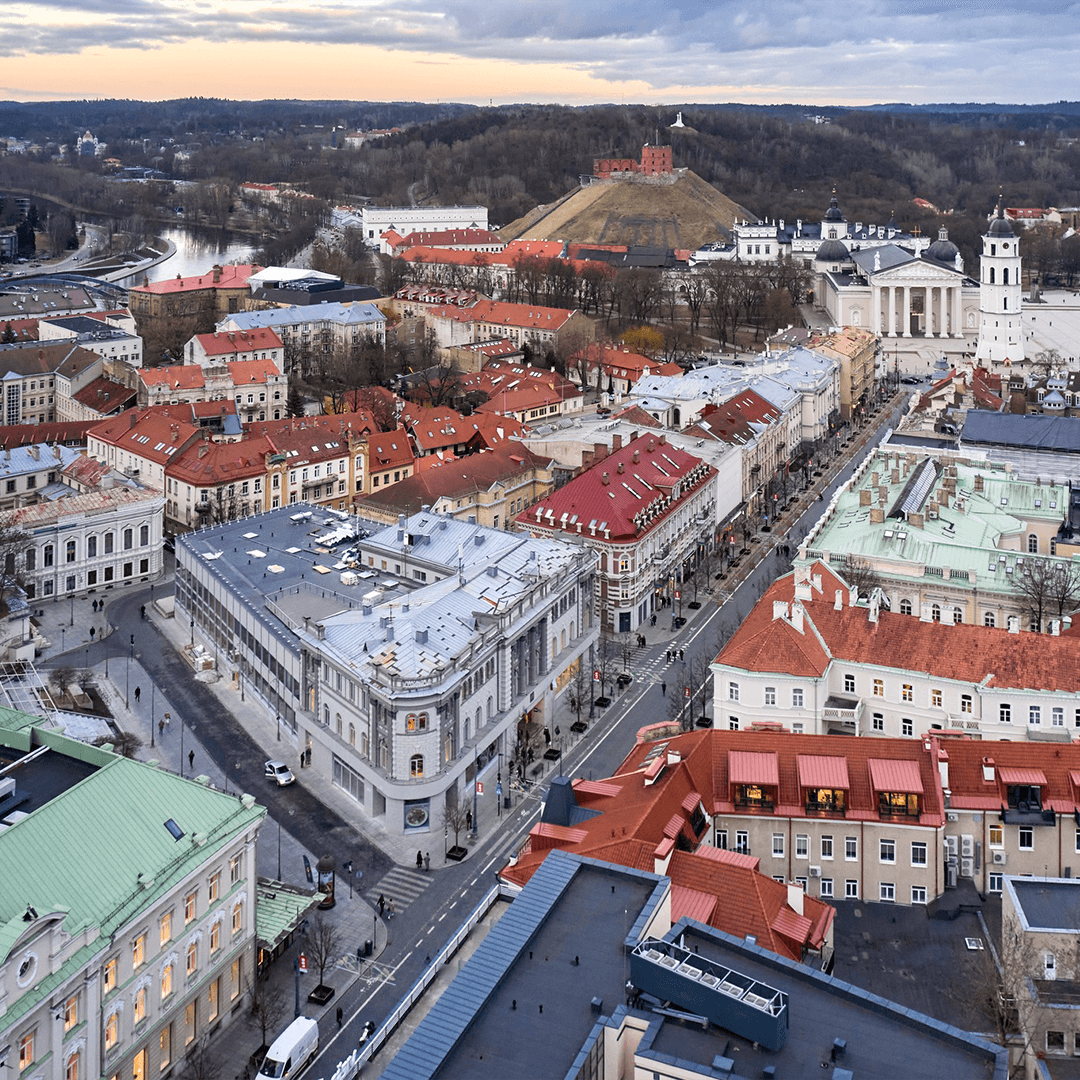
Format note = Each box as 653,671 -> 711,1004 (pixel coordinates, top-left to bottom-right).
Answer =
931,689 -> 942,708
160,911 -> 172,946
410,754 -> 424,778
873,679 -> 884,697
230,856 -> 241,885
105,1012 -> 118,1050
186,942 -> 198,976
210,922 -> 220,955
989,825 -> 1003,847
104,956 -> 117,992
961,694 -> 972,714
184,891 -> 196,924
161,963 -> 173,1001
17,1031 -> 35,1071
66,1052 -> 79,1080
134,985 -> 147,1024
209,872 -> 220,903
132,932 -> 146,969
64,995 -> 78,1032
232,902 -> 243,935
902,683 -> 913,702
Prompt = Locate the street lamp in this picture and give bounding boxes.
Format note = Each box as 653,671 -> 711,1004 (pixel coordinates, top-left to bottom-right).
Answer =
69,591 -> 74,627
471,755 -> 479,839
60,626 -> 65,654
150,683 -> 155,748
126,634 -> 134,708
276,713 -> 281,741
189,616 -> 194,648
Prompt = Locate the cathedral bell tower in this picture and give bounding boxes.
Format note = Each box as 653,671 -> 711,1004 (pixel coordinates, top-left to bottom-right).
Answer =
975,201 -> 1024,365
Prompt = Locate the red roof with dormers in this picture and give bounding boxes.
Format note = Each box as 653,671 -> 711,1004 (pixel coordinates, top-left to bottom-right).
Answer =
393,228 -> 503,253
130,264 -> 260,296
572,343 -> 683,383
87,408 -> 200,466
499,733 -> 834,962
718,561 -> 1080,694
72,376 -> 136,414
367,431 -> 414,474
167,435 -> 275,485
936,739 -> 1080,813
0,317 -> 39,342
518,431 -> 715,544
194,328 -> 283,357
140,366 -> 210,391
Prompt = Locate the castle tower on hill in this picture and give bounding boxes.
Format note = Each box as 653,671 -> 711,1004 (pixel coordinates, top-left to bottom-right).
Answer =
593,144 -> 673,180
975,201 -> 1025,366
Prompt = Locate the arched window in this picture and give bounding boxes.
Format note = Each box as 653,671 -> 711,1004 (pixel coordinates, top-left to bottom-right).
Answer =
65,539 -> 76,563
43,544 -> 54,567
1028,534 -> 1038,553
475,707 -> 482,733
410,754 -> 424,778
323,705 -> 330,724
335,713 -> 342,736
899,599 -> 912,616
1003,267 -> 1009,285
984,612 -> 996,628
487,695 -> 493,718
989,267 -> 995,284
931,603 -> 941,623
66,1053 -> 79,1080
952,607 -> 963,624
348,723 -> 355,746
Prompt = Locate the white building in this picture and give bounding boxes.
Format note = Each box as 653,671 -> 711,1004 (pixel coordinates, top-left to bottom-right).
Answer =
175,506 -> 598,837
357,204 -> 488,244
0,716 -> 265,1080
975,205 -> 1025,366
37,314 -> 143,368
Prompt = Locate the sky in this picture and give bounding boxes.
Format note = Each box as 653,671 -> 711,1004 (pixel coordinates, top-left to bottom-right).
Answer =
1,0 -> 1077,106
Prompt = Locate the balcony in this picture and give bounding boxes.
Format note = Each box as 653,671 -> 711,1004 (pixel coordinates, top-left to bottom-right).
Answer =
822,694 -> 862,731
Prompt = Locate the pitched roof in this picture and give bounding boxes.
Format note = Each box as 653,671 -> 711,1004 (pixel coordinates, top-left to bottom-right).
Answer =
519,432 -> 714,544
87,408 -> 200,465
130,264 -> 260,295
71,375 -> 136,414
194,327 -> 283,356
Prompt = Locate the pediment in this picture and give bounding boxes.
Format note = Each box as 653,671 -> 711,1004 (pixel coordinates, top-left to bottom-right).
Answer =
872,261 -> 961,284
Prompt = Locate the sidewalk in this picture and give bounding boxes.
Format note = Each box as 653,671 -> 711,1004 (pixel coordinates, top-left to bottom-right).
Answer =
30,589 -> 390,1080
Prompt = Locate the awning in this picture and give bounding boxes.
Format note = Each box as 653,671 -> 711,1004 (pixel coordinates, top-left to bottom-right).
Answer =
998,766 -> 1047,786
868,758 -> 924,795
797,755 -> 850,790
729,750 -> 780,787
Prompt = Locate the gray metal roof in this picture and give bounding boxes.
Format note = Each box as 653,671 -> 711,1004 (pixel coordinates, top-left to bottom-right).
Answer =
961,411 -> 1080,454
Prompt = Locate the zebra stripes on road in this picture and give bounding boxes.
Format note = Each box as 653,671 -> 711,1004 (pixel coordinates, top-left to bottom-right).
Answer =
366,866 -> 431,914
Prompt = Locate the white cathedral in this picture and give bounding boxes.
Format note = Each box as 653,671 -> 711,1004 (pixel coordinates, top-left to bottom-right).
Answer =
809,194 -> 1024,364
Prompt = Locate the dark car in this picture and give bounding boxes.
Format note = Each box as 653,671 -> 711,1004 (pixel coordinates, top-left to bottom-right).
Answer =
616,672 -> 634,689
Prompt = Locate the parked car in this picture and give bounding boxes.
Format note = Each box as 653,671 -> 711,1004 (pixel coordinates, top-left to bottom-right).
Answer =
616,672 -> 634,689
264,760 -> 295,787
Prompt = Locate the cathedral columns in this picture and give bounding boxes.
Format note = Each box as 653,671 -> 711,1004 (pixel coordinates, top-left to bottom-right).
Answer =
953,286 -> 964,338
887,286 -> 896,336
870,285 -> 880,334
901,286 -> 912,337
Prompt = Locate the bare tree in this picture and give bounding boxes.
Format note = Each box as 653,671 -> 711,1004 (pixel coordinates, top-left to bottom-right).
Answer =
841,556 -> 884,602
93,731 -> 143,758
442,794 -> 471,851
306,914 -> 339,991
569,660 -> 590,726
1011,558 -> 1080,632
180,1033 -> 222,1080
248,971 -> 287,1052
593,632 -> 618,699
0,512 -> 30,611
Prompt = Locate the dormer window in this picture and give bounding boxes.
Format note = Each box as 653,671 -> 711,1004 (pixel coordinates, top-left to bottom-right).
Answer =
729,750 -> 779,813
1000,767 -> 1047,812
869,758 -> 923,819
798,754 -> 850,815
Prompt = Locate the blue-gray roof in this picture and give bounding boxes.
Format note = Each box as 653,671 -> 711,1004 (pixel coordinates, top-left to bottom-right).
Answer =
961,411 -> 1080,454
221,302 -> 385,332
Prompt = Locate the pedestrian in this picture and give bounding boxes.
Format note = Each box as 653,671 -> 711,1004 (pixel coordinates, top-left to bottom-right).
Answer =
416,850 -> 423,870
387,898 -> 395,918
188,749 -> 194,770
134,686 -> 141,703
378,894 -> 385,917
679,648 -> 684,661
336,1006 -> 343,1028
158,718 -> 164,738
424,852 -> 430,871
651,613 -> 656,627
661,681 -> 666,696
466,809 -> 473,831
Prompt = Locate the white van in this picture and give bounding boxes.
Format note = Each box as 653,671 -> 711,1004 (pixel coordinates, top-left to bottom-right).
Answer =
256,1016 -> 319,1080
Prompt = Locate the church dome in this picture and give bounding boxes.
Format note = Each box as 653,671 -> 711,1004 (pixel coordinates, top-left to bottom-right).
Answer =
815,238 -> 849,263
824,194 -> 844,223
925,228 -> 959,264
988,212 -> 1014,238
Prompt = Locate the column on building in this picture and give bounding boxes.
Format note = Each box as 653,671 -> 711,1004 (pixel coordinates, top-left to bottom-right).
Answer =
538,616 -> 549,675
902,286 -> 911,337
870,284 -> 881,334
952,286 -> 964,337
887,286 -> 896,337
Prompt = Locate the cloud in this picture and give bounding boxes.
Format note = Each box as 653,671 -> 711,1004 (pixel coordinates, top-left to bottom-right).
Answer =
1,0 -> 1078,104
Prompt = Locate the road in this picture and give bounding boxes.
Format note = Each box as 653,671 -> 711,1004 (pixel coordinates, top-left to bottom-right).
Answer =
299,394 -> 909,1072
74,397 -> 904,1074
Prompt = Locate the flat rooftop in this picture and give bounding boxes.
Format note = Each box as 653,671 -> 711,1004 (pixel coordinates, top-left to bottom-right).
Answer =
1008,876 -> 1080,932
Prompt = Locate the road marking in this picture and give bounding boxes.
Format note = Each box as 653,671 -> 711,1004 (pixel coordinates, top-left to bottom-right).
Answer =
321,951 -> 414,1056
438,912 -> 447,922
481,853 -> 500,874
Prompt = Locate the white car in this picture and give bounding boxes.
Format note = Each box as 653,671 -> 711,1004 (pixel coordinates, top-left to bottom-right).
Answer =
264,760 -> 296,787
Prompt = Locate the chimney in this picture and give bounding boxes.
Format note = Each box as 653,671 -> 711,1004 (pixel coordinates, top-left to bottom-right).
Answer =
974,474 -> 984,492
612,434 -> 622,451
868,594 -> 879,623
786,883 -> 804,917
601,472 -> 610,485
938,749 -> 950,790
789,601 -> 804,634
772,600 -> 790,621
859,489 -> 872,506
212,265 -> 222,282
834,590 -> 843,610
632,449 -> 640,464
982,757 -> 995,783
1008,616 -> 1020,634
617,462 -> 625,474
1051,619 -> 1061,636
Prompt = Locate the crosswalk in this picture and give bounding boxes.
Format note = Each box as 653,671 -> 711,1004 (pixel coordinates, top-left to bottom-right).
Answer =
365,865 -> 431,917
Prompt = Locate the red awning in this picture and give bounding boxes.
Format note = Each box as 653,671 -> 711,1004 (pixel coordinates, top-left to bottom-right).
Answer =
729,751 -> 780,787
868,758 -> 924,795
797,755 -> 850,790
997,767 -> 1047,786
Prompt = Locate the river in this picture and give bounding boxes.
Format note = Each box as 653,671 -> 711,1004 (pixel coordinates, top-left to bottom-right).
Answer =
115,225 -> 257,287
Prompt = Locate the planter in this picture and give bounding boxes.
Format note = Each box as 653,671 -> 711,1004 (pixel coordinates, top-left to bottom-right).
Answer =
446,845 -> 468,862
594,696 -> 612,709
250,1047 -> 270,1070
688,601 -> 702,609
307,984 -> 335,1006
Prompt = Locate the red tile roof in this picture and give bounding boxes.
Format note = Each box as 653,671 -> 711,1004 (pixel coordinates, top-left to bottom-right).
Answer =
796,755 -> 850,790
518,432 -> 715,545
718,561 -> 1080,693
729,750 -> 779,786
867,758 -> 924,794
72,376 -> 136,414
167,435 -> 275,484
130,264 -> 259,295
194,328 -> 283,357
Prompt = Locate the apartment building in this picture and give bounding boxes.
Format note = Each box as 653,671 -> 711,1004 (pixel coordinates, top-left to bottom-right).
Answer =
0,717 -> 265,1080
713,561 -> 1080,741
